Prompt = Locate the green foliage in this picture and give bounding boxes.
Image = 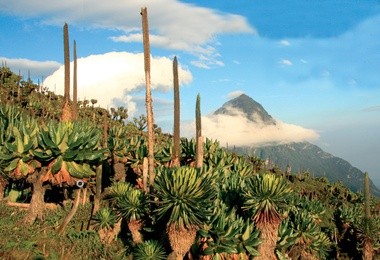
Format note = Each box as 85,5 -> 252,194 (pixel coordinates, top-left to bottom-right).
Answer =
116,188 -> 149,222
106,181 -> 134,199
2,67 -> 380,259
154,166 -> 216,228
242,173 -> 292,223
0,202 -> 127,259
126,135 -> 148,169
337,203 -> 362,227
0,109 -> 40,178
154,139 -> 172,165
132,240 -> 167,260
180,137 -> 196,164
356,217 -> 380,248
92,207 -> 118,231
243,142 -> 380,197
198,203 -> 260,258
291,195 -> 326,223
281,210 -> 333,259
107,124 -> 130,163
276,218 -> 298,258
33,120 -> 107,183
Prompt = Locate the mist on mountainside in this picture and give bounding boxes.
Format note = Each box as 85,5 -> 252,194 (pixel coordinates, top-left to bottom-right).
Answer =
182,93 -> 380,196
183,94 -> 319,147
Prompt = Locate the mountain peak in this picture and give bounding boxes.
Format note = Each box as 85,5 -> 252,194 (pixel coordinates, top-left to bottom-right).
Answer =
214,94 -> 276,125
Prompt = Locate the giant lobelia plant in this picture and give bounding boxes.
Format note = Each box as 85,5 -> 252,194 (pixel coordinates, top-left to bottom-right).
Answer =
242,173 -> 293,260
0,107 -> 45,224
33,120 -> 107,186
154,166 -> 216,259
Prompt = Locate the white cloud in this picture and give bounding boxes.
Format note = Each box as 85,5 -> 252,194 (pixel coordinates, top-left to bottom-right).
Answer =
182,107 -> 319,147
43,51 -> 192,113
2,0 -> 255,68
278,59 -> 293,66
227,90 -> 245,99
279,40 -> 290,46
219,78 -> 232,83
0,57 -> 61,80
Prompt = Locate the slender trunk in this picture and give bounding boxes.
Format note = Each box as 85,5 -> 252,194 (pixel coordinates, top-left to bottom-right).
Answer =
17,70 -> 21,103
362,172 -> 373,260
107,218 -> 122,244
128,219 -> 144,244
143,157 -> 148,193
362,240 -> 373,260
195,94 -> 203,168
94,113 -> 107,213
172,56 -> 181,167
24,170 -> 46,225
93,164 -> 102,213
61,23 -> 72,122
81,187 -> 87,205
196,136 -> 204,168
167,224 -> 197,260
255,220 -> 281,260
63,23 -> 70,103
364,172 -> 371,219
0,174 -> 8,200
72,40 -> 78,119
141,7 -> 155,190
57,189 -> 81,235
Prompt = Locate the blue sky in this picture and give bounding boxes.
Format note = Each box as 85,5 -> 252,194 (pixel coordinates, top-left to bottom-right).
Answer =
1,0 -> 380,184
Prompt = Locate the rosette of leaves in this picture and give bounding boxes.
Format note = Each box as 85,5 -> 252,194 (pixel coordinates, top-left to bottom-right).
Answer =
93,182 -> 134,244
218,171 -> 245,210
0,116 -> 40,179
92,207 -> 119,244
292,195 -> 326,224
230,156 -> 254,177
125,135 -> 148,173
218,157 -> 253,210
287,210 -> 332,259
202,138 -> 223,162
276,218 -> 297,260
107,125 -> 130,163
0,104 -> 21,145
132,240 -> 167,260
205,149 -> 234,173
154,140 -> 172,166
92,207 -> 118,231
242,173 -> 293,260
115,188 -> 149,244
336,203 -> 362,230
180,137 -> 196,165
154,166 -> 216,259
106,181 -> 134,201
33,121 -> 107,185
198,203 -> 260,259
355,216 -> 380,258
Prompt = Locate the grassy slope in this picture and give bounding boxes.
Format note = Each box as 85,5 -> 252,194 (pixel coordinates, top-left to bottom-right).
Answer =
0,202 -> 129,259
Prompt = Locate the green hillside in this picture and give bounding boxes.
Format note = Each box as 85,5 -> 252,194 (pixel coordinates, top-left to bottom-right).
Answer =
1,65 -> 380,259
236,142 -> 380,197
216,94 -> 380,197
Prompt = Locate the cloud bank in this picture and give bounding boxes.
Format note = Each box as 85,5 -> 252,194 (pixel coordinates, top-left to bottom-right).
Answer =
43,51 -> 192,116
183,107 -> 319,147
0,57 -> 61,80
1,0 -> 255,68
